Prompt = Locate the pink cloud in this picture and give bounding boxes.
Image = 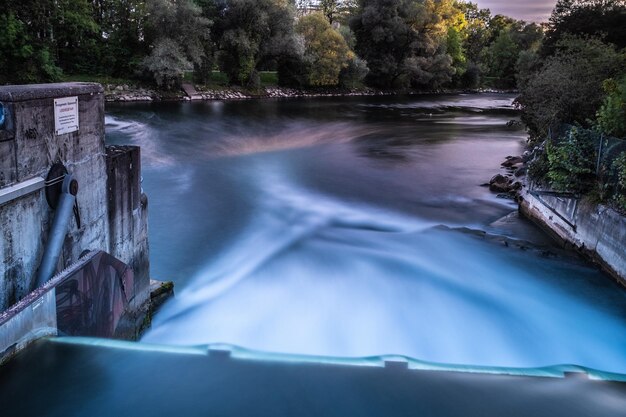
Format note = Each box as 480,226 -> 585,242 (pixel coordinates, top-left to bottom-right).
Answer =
474,0 -> 556,22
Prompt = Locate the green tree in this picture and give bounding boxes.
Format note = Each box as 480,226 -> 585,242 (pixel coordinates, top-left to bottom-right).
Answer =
478,15 -> 542,89
459,2 -> 491,63
143,0 -> 211,88
350,0 -> 458,89
458,2 -> 491,87
218,0 -> 301,87
143,38 -> 191,89
446,26 -> 466,85
193,0 -> 221,84
350,0 -> 416,87
596,76 -> 626,138
516,36 -> 625,142
542,0 -> 626,57
545,127 -> 597,193
296,12 -> 354,86
481,30 -> 519,88
321,0 -> 340,23
0,12 -> 61,83
96,0 -> 149,77
53,0 -> 100,74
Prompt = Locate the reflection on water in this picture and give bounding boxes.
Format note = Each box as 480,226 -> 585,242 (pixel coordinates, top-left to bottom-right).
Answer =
101,95 -> 626,373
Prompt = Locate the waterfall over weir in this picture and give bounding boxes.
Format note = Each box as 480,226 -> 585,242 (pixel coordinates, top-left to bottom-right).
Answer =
102,94 -> 626,374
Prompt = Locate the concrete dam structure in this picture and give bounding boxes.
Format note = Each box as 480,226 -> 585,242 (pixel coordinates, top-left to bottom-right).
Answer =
0,83 -> 153,362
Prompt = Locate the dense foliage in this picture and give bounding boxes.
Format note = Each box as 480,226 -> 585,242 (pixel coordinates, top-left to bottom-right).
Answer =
0,0 -> 546,91
296,13 -> 353,86
516,36 -> 624,141
516,0 -> 626,210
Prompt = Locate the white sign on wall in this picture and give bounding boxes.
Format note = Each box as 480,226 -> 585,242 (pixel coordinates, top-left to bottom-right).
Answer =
54,96 -> 79,135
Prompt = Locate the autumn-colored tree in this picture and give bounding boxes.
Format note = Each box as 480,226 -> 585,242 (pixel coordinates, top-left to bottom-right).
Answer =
297,12 -> 353,86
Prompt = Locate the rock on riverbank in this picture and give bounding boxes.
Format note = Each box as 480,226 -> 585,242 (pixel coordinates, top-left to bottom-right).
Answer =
104,83 -> 517,103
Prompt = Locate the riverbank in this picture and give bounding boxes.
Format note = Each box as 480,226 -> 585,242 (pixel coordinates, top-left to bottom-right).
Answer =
518,189 -> 626,286
488,155 -> 626,285
103,82 -> 517,103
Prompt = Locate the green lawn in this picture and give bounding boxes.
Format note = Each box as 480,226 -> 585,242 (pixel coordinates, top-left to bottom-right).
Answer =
259,71 -> 278,86
189,71 -> 279,88
59,74 -> 135,86
62,70 -> 279,90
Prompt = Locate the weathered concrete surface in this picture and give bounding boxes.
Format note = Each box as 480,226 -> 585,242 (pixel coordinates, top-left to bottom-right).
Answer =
0,83 -> 108,311
0,83 -> 103,102
106,146 -> 150,315
0,288 -> 56,366
0,140 -> 17,188
519,190 -> 626,285
0,83 -> 157,362
181,82 -> 203,100
0,250 -> 150,364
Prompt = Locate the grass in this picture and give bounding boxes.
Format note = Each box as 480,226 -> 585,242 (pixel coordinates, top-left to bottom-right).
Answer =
59,73 -> 135,86
61,70 -> 280,90
259,71 -> 279,87
188,70 -> 279,89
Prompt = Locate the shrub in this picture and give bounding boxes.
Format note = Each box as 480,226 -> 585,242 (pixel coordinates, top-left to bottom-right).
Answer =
339,56 -> 369,88
613,152 -> 626,211
142,39 -> 190,90
545,127 -> 597,193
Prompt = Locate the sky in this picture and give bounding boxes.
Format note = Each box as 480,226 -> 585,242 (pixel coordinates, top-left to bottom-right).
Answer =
475,0 -> 557,22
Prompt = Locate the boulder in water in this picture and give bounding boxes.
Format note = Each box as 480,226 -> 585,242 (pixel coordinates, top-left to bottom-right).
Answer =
489,174 -> 512,192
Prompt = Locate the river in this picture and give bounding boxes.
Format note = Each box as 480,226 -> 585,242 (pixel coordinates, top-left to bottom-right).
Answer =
2,93 -> 626,417
100,94 -> 626,371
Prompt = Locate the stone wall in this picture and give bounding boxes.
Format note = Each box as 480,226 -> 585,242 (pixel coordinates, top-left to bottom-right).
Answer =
519,190 -> 626,285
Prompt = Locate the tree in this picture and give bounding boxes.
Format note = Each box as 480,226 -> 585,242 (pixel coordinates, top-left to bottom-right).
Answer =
481,30 -> 519,88
350,0 -> 457,89
542,0 -> 626,56
96,0 -> 149,77
459,2 -> 490,60
217,0 -> 301,87
0,12 -> 61,84
458,1 -> 491,87
475,13 -> 544,89
142,38 -> 191,89
52,0 -> 100,74
296,12 -> 353,86
516,36 -> 625,141
321,0 -> 340,23
350,0 -> 417,87
142,0 -> 211,88
193,0 -> 221,84
446,26 -> 466,85
595,75 -> 626,138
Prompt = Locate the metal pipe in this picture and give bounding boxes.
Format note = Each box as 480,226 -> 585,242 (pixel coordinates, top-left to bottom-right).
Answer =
36,174 -> 77,287
0,102 -> 5,128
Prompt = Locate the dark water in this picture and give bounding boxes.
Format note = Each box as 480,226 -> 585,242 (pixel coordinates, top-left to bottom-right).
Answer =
101,94 -> 626,373
1,339 -> 625,417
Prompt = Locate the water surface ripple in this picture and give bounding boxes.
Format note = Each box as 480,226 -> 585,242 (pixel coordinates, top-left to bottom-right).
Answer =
105,94 -> 626,373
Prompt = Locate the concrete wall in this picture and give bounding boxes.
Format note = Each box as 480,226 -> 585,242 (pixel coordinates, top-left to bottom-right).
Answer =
106,146 -> 150,313
0,83 -> 149,314
519,190 -> 626,285
0,285 -> 56,365
0,84 -> 109,310
0,250 -> 144,364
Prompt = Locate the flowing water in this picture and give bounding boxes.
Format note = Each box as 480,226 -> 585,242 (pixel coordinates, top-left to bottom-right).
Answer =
100,94 -> 626,373
2,94 -> 626,417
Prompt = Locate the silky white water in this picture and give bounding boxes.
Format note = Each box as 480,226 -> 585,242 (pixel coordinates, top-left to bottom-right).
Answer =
104,94 -> 626,373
